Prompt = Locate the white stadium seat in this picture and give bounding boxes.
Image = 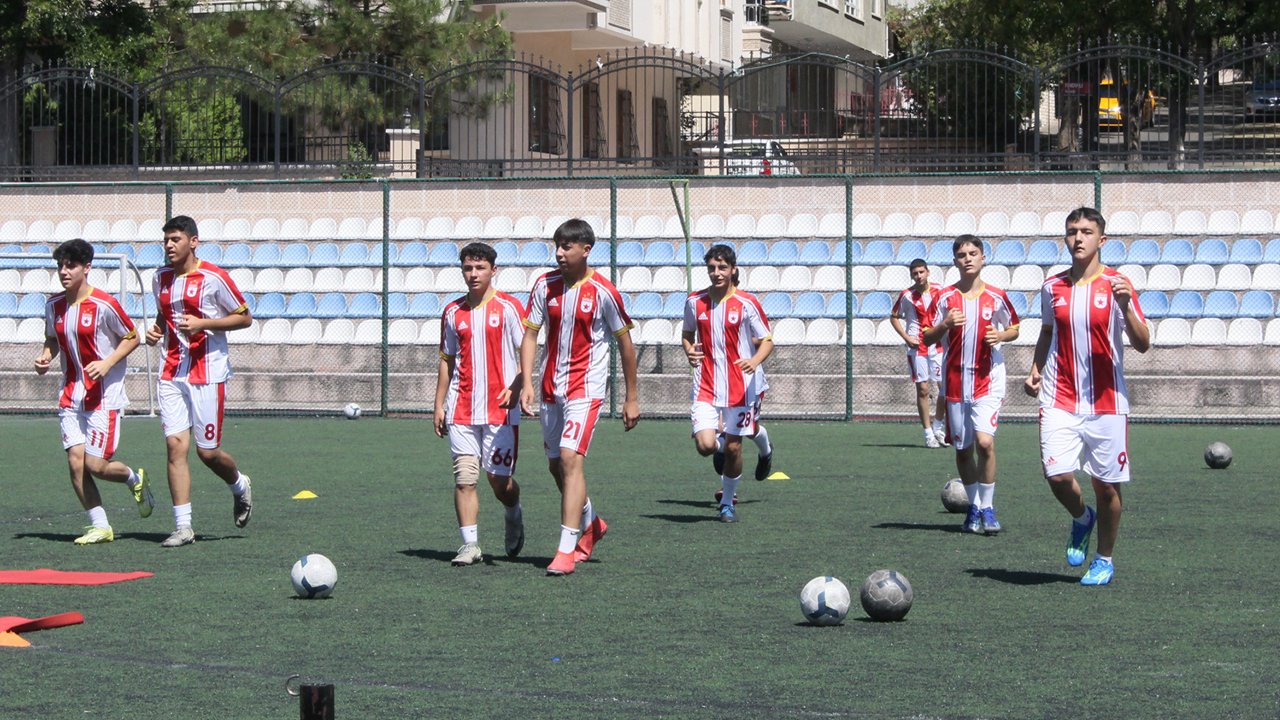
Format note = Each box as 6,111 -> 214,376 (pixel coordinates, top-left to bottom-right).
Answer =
494,267 -> 526,293
1145,264 -> 1181,291
873,320 -> 902,345
228,268 -> 254,294
16,318 -> 45,342
20,269 -> 51,294
287,318 -> 323,344
850,212 -> 881,237
81,219 -> 110,241
754,213 -> 788,239
1205,210 -> 1240,234
1104,211 -> 1139,235
343,267 -> 377,293
811,266 -> 844,291
1190,318 -> 1226,345
817,213 -> 846,238
320,319 -> 356,344
220,218 -> 250,240
1040,211 -> 1068,235
660,215 -> 686,239
777,266 -> 812,292
1179,264 -> 1214,291
692,214 -> 724,239
336,218 -> 368,240
1266,319 -> 1280,345
402,267 -> 434,292
0,220 -> 25,241
878,265 -> 910,291
1173,210 -> 1207,235
227,322 -> 259,344
279,218 -> 309,240
946,212 -> 978,235
1215,264 -> 1251,292
1009,264 -> 1045,292
803,318 -> 842,345
770,318 -> 806,345
880,212 -> 913,236
311,267 -> 344,293
1251,264 -> 1280,291
54,220 -> 82,240
419,319 -> 443,344
1008,211 -> 1041,236
1239,209 -> 1274,234
353,319 -> 382,344
850,266 -> 878,291
723,214 -> 756,238
26,220 -> 55,242
250,218 -> 280,241
109,219 -> 139,243
617,267 -> 652,293
387,318 -> 419,345
913,212 -> 945,236
253,268 -> 285,293
308,218 -> 338,240
281,268 -> 314,294
650,266 -> 688,293
976,211 -> 1009,236
632,215 -> 664,239
1139,210 -> 1174,235
1226,318 -> 1263,346
847,318 -> 875,343
745,266 -> 779,292
1115,264 -> 1146,291
1153,317 -> 1190,346
392,217 -> 424,240
480,215 -> 513,240
639,318 -> 674,345
786,213 -> 819,238
424,216 -> 454,239
979,265 -> 1010,288
1012,318 -> 1041,345
513,215 -> 544,239
256,318 -> 292,343
434,267 -> 466,293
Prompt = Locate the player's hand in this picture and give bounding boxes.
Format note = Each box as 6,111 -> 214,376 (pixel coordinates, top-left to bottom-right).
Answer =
734,357 -> 758,374
622,399 -> 640,431
1109,274 -> 1133,308
519,386 -> 537,416
84,360 -> 110,380
33,351 -> 52,375
176,314 -> 204,334
1024,367 -> 1041,397
145,324 -> 163,346
983,326 -> 1002,347
496,387 -> 516,409
432,411 -> 446,438
944,308 -> 965,328
904,334 -> 920,349
685,346 -> 703,368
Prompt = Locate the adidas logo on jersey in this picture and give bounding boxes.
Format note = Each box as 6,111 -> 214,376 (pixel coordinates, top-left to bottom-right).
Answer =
458,321 -> 468,330
548,298 -> 559,307
1053,297 -> 1068,307
698,312 -> 708,320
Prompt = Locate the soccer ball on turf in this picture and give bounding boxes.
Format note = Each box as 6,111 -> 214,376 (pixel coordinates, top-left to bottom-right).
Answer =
799,575 -> 851,626
1204,442 -> 1232,469
941,478 -> 969,513
290,553 -> 337,599
860,569 -> 913,622
342,403 -> 361,420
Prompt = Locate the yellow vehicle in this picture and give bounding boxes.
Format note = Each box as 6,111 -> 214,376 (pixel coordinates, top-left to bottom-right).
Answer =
1098,79 -> 1157,129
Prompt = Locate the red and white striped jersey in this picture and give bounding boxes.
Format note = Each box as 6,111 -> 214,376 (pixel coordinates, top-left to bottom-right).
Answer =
1037,268 -> 1146,415
45,288 -> 137,411
152,260 -> 247,384
683,287 -> 772,407
894,282 -> 943,355
440,291 -> 526,426
524,269 -> 633,403
933,283 -> 1020,402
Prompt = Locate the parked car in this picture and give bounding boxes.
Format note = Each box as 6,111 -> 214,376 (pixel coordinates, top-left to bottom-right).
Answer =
1098,79 -> 1157,129
722,140 -> 800,176
1244,79 -> 1280,119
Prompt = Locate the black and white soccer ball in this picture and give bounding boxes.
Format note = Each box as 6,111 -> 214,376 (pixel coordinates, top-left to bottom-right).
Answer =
941,478 -> 969,513
290,553 -> 337,599
860,569 -> 913,621
800,576 -> 851,626
1204,442 -> 1232,469
342,403 -> 362,420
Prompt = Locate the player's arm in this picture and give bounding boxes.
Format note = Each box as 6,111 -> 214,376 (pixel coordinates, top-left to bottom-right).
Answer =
433,354 -> 454,438
888,313 -> 916,347
920,317 -> 949,347
736,334 -> 774,374
178,307 -> 251,334
84,331 -> 140,381
518,324 -> 539,415
33,336 -> 58,374
984,323 -> 1020,346
681,330 -> 702,367
1023,324 -> 1054,397
1111,275 -> 1150,353
616,328 -> 640,431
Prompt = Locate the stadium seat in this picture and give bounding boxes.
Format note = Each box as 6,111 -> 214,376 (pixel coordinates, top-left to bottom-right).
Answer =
811,266 -> 844,292
873,319 -> 902,345
1114,264 -> 1146,291
1190,318 -> 1227,345
1105,211 -> 1139,235
1180,264 -> 1215,291
248,218 -> 279,242
277,218 -> 308,240
347,318 -> 379,345
617,266 -> 651,293
282,292 -> 317,318
777,266 -> 812,292
791,292 -> 826,319
630,215 -> 664,240
311,292 -> 346,318
337,243 -> 371,267
491,240 -> 519,262
1121,238 -> 1158,265
406,293 -> 441,318
1206,210 -> 1240,235
218,218 -> 248,241
1240,209 -> 1275,234
287,318 -> 323,344
105,219 -> 138,243
517,242 -> 553,267
0,220 -> 25,242
649,267 -> 686,293
691,214 -> 724,239
1159,239 -> 1195,265
1168,290 -> 1204,318
136,245 -> 166,268
493,267 -> 527,294
990,240 -> 1027,266
385,292 -> 408,317
880,212 -> 913,237
913,212 -> 945,237
306,218 -> 337,241
768,241 -> 801,265
1027,239 -> 1064,265
348,293 -> 381,319
252,268 -> 285,293
479,215 -> 513,240
1152,317 -> 1189,346
857,291 -> 893,318
416,318 -> 442,345
849,266 -> 878,291
746,266 -> 780,292
893,240 -> 928,265
319,318 -> 356,345
831,240 -> 858,264
770,318 -> 805,344
226,319 -> 259,344
629,292 -> 663,319
382,318 -> 415,345
798,241 -> 831,265
19,269 -> 51,294
1099,239 -> 1127,264
924,240 -> 952,266
277,243 -> 308,267
1007,291 -> 1029,319
391,217 -> 424,241
803,318 -> 841,345
51,219 -> 81,241
659,215 -> 686,240
421,217 -> 453,240
945,212 -> 977,236
451,216 -> 483,241
614,241 -> 644,266
1266,319 -> 1280,345
332,217 -> 367,241
1041,210 -> 1068,235
878,265 -> 910,292
807,214 -> 839,241
980,265 -> 1011,288
1202,290 -> 1238,318
1137,210 -> 1173,235
401,267 -> 434,293
760,292 -> 792,318
1193,239 -> 1229,265
257,318 -> 292,343
280,268 -> 314,294
638,318 -> 674,345
24,220 -> 54,243
0,291 -> 17,316
786,213 -> 819,239
427,243 -> 459,267
659,293 -> 684,319
1145,264 -> 1180,291
512,215 -> 543,239
850,212 -> 881,237
1215,263 -> 1251,291
1238,290 -> 1274,318
826,292 -> 852,318
247,244 -> 281,268
1228,238 -> 1263,264
1009,264 -> 1044,292
1264,239 -> 1280,264
1252,264 -> 1280,291
1137,291 -> 1169,318
754,213 -> 787,239
1022,292 -> 1041,318
14,316 -> 44,342
643,242 -> 676,266
1172,210 -> 1207,235
434,267 -> 466,293
1007,211 -> 1040,236
843,317 -> 873,343
1012,318 -> 1041,345
722,214 -> 756,238
1225,317 -> 1263,346
862,240 -> 894,266
581,216 -> 608,238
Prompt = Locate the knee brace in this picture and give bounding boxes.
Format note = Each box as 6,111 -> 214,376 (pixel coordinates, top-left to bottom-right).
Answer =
453,455 -> 480,486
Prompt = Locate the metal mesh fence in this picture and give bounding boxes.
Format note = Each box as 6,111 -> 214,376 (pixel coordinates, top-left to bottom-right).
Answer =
3,173 -> 1279,421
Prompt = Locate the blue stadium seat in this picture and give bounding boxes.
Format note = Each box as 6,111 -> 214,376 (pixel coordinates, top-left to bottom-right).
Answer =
338,243 -> 372,267
387,292 -> 409,317
643,242 -> 676,266
16,294 -> 45,317
629,292 -> 664,319
1027,239 -> 1065,265
925,240 -> 952,266
798,241 -> 831,265
1168,290 -> 1204,318
428,243 -> 459,266
247,244 -> 281,268
793,292 -> 826,318
1124,239 -> 1161,265
252,292 -> 285,319
348,292 -> 381,318
1022,292 -> 1041,318
1160,239 -> 1195,265
863,241 -> 895,266
283,292 -> 317,318
830,240 -> 859,265
614,241 -> 645,266
856,291 -> 893,318
1007,291 -> 1029,318
199,244 -> 223,266
1239,290 -> 1275,318
761,292 -> 792,318
491,241 -> 519,263
1195,239 -> 1230,265
509,292 -> 529,308
825,292 -> 852,318
595,242 -> 614,263
106,243 -> 137,262
767,241 -> 801,265
736,240 -> 768,265
407,293 -> 441,318
1100,239 -> 1127,264
281,243 -> 311,266
395,242 -> 429,267
0,292 -> 18,315
1229,238 -> 1263,264
313,292 -> 348,318
1203,290 -> 1238,318
990,240 -> 1027,266
661,293 -> 686,319
304,242 -> 336,266
136,245 -> 167,268
1264,239 -> 1280,264
1137,291 -> 1169,318
894,240 -> 928,265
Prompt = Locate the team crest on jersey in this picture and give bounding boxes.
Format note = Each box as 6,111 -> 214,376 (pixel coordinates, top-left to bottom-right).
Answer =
81,313 -> 94,327
1093,293 -> 1109,309
981,307 -> 993,321
488,313 -> 500,327
727,309 -> 739,324
579,297 -> 593,313
186,284 -> 199,298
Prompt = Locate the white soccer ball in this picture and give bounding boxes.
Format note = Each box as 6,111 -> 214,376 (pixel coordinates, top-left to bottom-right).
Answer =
860,569 -> 913,622
1204,441 -> 1232,469
290,553 -> 337,599
342,403 -> 361,420
799,575 -> 851,626
941,478 -> 970,513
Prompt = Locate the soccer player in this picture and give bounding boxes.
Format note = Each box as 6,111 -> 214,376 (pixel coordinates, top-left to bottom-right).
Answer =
890,257 -> 948,448
922,235 -> 1020,536
519,218 -> 640,576
144,215 -> 254,548
433,242 -> 527,567
682,244 -> 773,523
1024,207 -> 1149,586
34,239 -> 153,544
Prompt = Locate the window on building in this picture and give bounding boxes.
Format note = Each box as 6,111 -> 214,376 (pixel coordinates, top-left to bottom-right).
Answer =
529,74 -> 563,155
846,0 -> 864,21
616,89 -> 638,160
652,97 -> 673,168
582,82 -> 605,159
871,0 -> 884,17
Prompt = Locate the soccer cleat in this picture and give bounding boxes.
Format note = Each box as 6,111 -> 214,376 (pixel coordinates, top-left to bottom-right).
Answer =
504,508 -> 525,558
233,476 -> 253,529
1080,557 -> 1114,586
754,452 -> 773,481
573,515 -> 608,563
451,542 -> 483,566
713,489 -> 739,506
718,503 -> 737,523
924,431 -> 941,449
161,526 -> 195,547
74,526 -> 114,545
546,551 -> 576,576
1066,506 -> 1096,567
963,504 -> 982,534
131,468 -> 154,518
934,427 -> 950,447
981,507 -> 1002,535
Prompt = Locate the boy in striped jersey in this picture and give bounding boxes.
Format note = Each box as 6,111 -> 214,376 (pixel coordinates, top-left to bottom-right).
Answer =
434,242 -> 527,566
1024,207 -> 1149,586
144,216 -> 254,547
34,239 -> 153,544
520,219 -> 640,576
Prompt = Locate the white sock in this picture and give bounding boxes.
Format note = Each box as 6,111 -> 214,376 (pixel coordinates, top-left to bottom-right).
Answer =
506,503 -> 522,520
87,506 -> 109,529
126,469 -> 141,488
964,482 -> 979,505
1073,506 -> 1094,525
230,475 -> 248,496
557,524 -> 580,554
460,524 -> 478,545
931,419 -> 944,433
1096,554 -> 1112,565
978,483 -> 995,509
580,497 -> 595,529
173,503 -> 192,529
720,474 -> 741,507
752,425 -> 771,456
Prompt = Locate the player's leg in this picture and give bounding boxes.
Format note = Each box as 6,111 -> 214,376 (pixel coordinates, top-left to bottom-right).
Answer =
482,423 -> 524,558
447,424 -> 484,565
189,382 -> 252,529
972,396 -> 1001,534
949,401 -> 981,533
553,398 -> 607,573
931,361 -> 948,447
158,380 -> 197,546
1079,414 -> 1129,585
910,353 -> 939,448
63,431 -> 112,544
749,396 -> 772,480
81,409 -> 152,518
1040,408 -> 1094,566
691,402 -> 719,456
716,406 -> 752,522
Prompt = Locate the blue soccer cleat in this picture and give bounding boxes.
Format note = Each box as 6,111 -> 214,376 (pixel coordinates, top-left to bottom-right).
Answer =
980,507 -> 1002,535
718,503 -> 737,523
1080,557 -> 1114,586
1066,506 -> 1096,566
963,504 -> 982,534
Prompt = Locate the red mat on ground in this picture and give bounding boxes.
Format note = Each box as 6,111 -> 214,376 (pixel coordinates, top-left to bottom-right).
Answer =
0,612 -> 85,633
0,569 -> 153,585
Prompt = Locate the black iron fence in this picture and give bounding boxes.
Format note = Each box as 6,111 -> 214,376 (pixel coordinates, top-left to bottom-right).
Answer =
1,41 -> 1278,180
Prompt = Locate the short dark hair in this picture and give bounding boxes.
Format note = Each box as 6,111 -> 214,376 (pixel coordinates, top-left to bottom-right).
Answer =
53,238 -> 94,267
459,241 -> 497,267
552,218 -> 596,247
162,215 -> 199,238
703,243 -> 740,286
908,257 -> 928,270
952,234 -> 983,254
1065,207 -> 1106,234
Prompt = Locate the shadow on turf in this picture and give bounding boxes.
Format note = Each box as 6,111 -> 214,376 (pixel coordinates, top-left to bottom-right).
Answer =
12,531 -> 245,544
872,521 -> 964,534
965,568 -> 1078,585
398,548 -> 548,567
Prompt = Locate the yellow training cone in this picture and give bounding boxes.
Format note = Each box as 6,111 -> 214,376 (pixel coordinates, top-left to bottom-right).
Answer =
292,490 -> 318,500
766,472 -> 790,480
0,632 -> 30,647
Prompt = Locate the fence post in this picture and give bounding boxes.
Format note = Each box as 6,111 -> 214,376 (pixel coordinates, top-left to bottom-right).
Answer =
872,67 -> 882,174
608,177 -> 618,416
380,179 -> 391,417
844,176 -> 854,422
1093,171 -> 1103,211
165,183 -> 173,221
1032,69 -> 1041,171
717,69 -> 726,175
273,83 -> 282,177
131,81 -> 141,177
1196,58 -> 1206,170
566,72 -> 575,178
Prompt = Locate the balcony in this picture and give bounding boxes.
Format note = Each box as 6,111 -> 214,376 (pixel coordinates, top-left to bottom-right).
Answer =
471,0 -> 610,34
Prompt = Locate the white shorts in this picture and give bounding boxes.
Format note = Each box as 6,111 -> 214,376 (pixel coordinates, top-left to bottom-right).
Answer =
158,379 -> 227,450
449,424 -> 519,477
908,349 -> 942,385
1039,407 -> 1131,483
946,395 -> 1002,451
59,408 -> 123,459
690,401 -> 759,437
541,398 -> 604,458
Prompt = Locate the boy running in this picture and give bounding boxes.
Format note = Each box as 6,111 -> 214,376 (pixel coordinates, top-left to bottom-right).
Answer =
890,257 -> 948,448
